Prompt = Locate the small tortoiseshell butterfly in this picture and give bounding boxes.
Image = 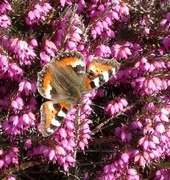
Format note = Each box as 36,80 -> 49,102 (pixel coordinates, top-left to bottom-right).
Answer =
37,51 -> 120,136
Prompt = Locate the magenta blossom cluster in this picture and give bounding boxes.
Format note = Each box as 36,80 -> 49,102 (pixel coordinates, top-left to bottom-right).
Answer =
104,97 -> 128,116
28,93 -> 92,171
0,0 -> 11,28
39,39 -> 57,67
0,0 -> 170,179
26,2 -> 52,25
51,10 -> 84,52
0,147 -> 19,169
96,100 -> 170,180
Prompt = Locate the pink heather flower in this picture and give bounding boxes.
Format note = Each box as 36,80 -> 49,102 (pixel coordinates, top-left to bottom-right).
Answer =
104,98 -> 128,116
153,60 -> 167,70
154,169 -> 170,180
162,36 -> 170,49
111,42 -> 132,60
90,2 -> 129,39
0,147 -> 19,169
65,18 -> 83,50
156,112 -> 169,123
39,39 -> 57,67
131,121 -> 143,130
66,41 -> 77,50
91,20 -> 115,39
77,0 -> 86,13
121,152 -> 129,163
107,68 -> 125,85
155,124 -> 165,134
2,115 -> 19,135
24,139 -> 32,149
144,27 -> 150,34
48,149 -> 55,160
60,0 -> 72,7
0,54 -> 8,73
60,138 -> 76,152
94,89 -> 105,98
27,97 -> 37,112
29,38 -> 38,48
6,176 -> 16,180
166,12 -> 170,22
77,43 -> 85,52
58,128 -> 67,139
132,43 -> 142,55
127,168 -> 139,180
60,0 -> 66,7
83,172 -> 89,180
11,96 -> 24,111
130,103 -> 170,168
139,18 -> 151,35
52,11 -> 83,51
0,160 -> 4,169
131,76 -> 169,96
69,27 -> 82,42
133,56 -> 170,74
0,0 -> 12,13
2,113 -> 35,135
0,14 -> 11,28
114,2 -> 129,16
10,38 -> 36,66
44,39 -> 57,57
147,102 -> 155,111
26,3 -> 52,25
31,144 -> 75,171
134,151 -> 149,167
85,54 -> 94,66
11,147 -> 19,154
20,113 -> 35,127
54,145 -> 66,156
64,119 -> 74,131
91,21 -> 103,38
98,154 -> 140,180
161,107 -> 170,115
18,80 -> 37,95
89,4 -> 104,19
159,18 -> 168,26
138,136 -> 158,150
81,93 -> 93,116
114,126 -> 132,142
159,12 -> 170,30
95,44 -> 111,57
78,120 -> 92,150
39,51 -> 51,67
0,150 -> 3,156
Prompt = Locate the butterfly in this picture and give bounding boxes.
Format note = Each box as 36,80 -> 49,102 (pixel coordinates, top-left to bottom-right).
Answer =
37,51 -> 120,136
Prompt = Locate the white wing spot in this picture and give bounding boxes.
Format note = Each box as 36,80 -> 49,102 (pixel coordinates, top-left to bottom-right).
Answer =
102,71 -> 109,82
93,77 -> 100,87
58,110 -> 67,118
51,119 -> 61,127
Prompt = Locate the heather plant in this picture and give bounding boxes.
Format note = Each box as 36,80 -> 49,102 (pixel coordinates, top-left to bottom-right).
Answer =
0,0 -> 170,180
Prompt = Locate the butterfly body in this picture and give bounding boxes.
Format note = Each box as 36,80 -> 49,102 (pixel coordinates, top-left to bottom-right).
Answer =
37,51 -> 120,136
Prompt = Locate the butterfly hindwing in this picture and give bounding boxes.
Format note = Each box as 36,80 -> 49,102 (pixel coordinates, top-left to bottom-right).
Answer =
39,101 -> 73,136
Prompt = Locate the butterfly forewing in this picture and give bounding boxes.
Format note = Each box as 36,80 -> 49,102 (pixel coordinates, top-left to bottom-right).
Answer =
37,51 -> 86,100
81,57 -> 120,92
